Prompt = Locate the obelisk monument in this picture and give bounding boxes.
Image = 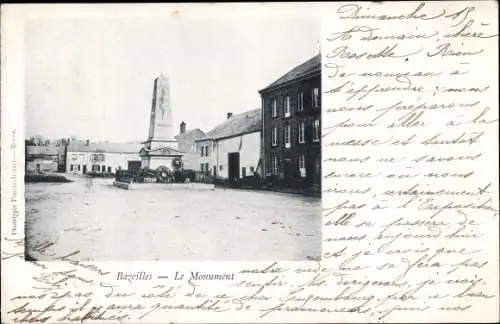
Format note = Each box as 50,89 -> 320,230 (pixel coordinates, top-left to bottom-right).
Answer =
144,75 -> 177,150
140,75 -> 183,170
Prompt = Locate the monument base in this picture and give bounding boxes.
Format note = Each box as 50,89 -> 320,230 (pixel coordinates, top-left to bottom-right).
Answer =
139,141 -> 184,170
141,156 -> 179,170
113,181 -> 215,191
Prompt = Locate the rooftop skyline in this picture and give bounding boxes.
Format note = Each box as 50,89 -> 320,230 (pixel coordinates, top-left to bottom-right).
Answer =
25,6 -> 321,143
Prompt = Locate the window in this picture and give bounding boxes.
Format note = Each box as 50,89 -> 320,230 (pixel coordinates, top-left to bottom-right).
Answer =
298,153 -> 306,178
205,163 -> 209,175
102,165 -> 106,172
284,124 -> 291,148
272,155 -> 279,175
201,164 -> 204,172
90,153 -> 105,163
108,166 -> 112,172
312,88 -> 319,108
298,153 -> 305,168
272,127 -> 277,146
78,165 -> 81,171
250,166 -> 255,174
313,119 -> 320,142
201,145 -> 209,157
271,99 -> 277,118
242,167 -> 246,177
298,122 -> 305,143
70,165 -> 74,171
219,165 -> 223,171
284,96 -> 291,117
298,91 -> 304,111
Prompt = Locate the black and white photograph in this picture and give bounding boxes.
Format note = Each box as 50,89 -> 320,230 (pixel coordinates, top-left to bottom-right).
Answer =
3,2 -> 499,323
24,13 -> 322,261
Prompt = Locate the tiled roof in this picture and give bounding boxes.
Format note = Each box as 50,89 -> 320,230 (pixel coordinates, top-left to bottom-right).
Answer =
197,109 -> 262,141
26,146 -> 59,155
260,54 -> 321,92
174,128 -> 205,142
67,142 -> 142,154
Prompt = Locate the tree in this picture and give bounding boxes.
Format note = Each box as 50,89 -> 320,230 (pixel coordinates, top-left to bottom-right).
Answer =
32,135 -> 44,146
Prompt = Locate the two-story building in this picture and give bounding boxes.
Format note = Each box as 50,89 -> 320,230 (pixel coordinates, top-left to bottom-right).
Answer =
259,54 -> 321,187
195,110 -> 262,182
174,121 -> 205,171
66,141 -> 142,174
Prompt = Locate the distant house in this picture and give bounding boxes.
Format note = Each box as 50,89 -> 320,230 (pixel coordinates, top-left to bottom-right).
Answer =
26,146 -> 59,173
174,122 -> 205,170
259,54 -> 321,186
66,141 -> 142,174
195,110 -> 262,182
175,121 -> 205,153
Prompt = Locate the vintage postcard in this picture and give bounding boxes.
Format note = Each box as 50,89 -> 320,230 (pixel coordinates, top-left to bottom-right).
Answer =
1,2 -> 499,323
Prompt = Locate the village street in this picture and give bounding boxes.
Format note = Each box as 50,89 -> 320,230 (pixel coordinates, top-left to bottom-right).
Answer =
25,177 -> 321,261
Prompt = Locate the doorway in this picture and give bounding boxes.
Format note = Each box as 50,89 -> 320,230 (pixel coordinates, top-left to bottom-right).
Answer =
313,154 -> 321,185
128,161 -> 142,174
228,152 -> 240,183
283,158 -> 292,179
82,165 -> 87,174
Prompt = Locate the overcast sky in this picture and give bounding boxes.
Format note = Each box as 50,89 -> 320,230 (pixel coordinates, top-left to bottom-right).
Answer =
25,6 -> 320,143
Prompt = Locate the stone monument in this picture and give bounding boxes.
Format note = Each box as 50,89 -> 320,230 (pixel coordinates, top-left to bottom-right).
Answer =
140,75 -> 184,170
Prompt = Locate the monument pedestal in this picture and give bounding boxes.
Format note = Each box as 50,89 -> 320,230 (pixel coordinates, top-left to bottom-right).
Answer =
140,142 -> 183,170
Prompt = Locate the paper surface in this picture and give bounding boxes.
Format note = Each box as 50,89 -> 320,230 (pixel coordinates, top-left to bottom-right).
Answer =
321,1 -> 499,322
1,2 -> 499,323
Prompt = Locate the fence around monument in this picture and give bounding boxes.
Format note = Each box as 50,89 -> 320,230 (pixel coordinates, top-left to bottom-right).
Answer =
114,169 -> 214,184
114,168 -> 269,189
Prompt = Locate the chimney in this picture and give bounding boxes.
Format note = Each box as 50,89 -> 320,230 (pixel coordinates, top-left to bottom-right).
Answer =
227,112 -> 233,119
180,121 -> 186,134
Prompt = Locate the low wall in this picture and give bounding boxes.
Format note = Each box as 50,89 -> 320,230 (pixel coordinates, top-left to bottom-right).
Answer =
25,174 -> 72,183
113,182 -> 215,191
113,181 -> 131,189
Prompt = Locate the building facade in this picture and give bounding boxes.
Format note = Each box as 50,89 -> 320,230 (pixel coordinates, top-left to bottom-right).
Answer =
196,110 -> 262,182
66,142 -> 142,174
26,146 -> 59,173
259,54 -> 321,186
197,138 -> 213,175
174,122 -> 205,171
